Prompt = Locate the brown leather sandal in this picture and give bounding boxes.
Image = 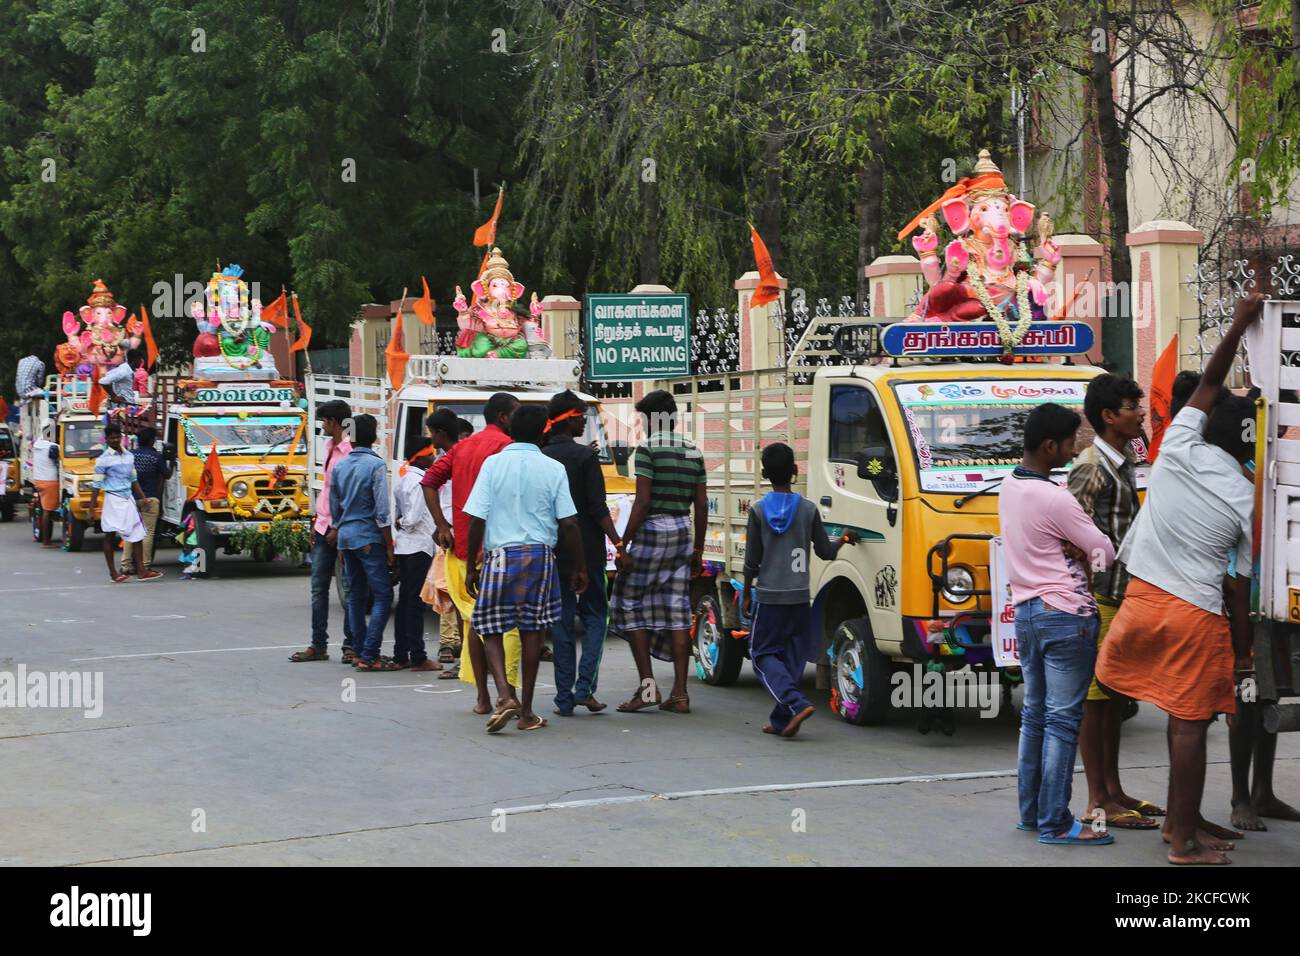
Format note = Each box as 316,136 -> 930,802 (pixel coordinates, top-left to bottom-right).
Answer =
658,695 -> 690,714
289,647 -> 329,662
617,680 -> 662,712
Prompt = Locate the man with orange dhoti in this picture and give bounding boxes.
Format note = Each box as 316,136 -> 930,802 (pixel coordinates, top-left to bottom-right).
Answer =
1095,293 -> 1264,865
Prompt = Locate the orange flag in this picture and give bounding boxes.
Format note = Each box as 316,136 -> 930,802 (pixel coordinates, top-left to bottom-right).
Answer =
413,276 -> 435,325
385,308 -> 410,388
289,293 -> 312,352
195,444 -> 229,501
88,366 -> 106,415
473,186 -> 504,247
261,292 -> 288,329
1146,334 -> 1180,461
749,224 -> 781,308
139,304 -> 159,370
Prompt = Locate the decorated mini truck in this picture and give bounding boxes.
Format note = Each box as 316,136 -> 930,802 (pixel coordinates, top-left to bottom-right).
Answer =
156,266 -> 312,576
668,315 -> 1121,730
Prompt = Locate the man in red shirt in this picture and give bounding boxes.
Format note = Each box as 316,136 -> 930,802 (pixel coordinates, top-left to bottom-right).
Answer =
423,392 -> 520,714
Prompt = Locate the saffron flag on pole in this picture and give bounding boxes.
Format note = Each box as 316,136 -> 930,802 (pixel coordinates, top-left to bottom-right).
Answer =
289,293 -> 312,352
473,186 -> 504,247
1146,334 -> 1180,461
413,276 -> 435,326
195,444 -> 229,501
139,305 -> 159,370
748,223 -> 781,308
385,298 -> 410,388
261,291 -> 288,329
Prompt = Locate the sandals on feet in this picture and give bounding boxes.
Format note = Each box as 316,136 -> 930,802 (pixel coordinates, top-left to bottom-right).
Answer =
354,658 -> 404,671
289,647 -> 330,662
658,695 -> 690,714
518,714 -> 548,731
486,700 -> 521,733
617,680 -> 662,712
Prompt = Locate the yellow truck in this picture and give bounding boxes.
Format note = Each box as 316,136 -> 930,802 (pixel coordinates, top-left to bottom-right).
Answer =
158,373 -> 313,576
668,316 -> 1123,726
19,375 -> 107,550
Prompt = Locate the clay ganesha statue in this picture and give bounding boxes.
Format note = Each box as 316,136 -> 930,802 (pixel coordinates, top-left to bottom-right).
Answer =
453,247 -> 545,360
190,264 -> 277,371
900,150 -> 1060,330
57,280 -> 141,376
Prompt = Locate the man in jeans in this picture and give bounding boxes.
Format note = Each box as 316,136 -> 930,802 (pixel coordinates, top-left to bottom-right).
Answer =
999,402 -> 1115,847
121,427 -> 171,575
542,390 -> 621,716
329,413 -> 397,670
290,400 -> 356,664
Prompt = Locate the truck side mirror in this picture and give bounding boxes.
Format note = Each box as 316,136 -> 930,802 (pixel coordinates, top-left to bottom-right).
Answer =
857,446 -> 899,501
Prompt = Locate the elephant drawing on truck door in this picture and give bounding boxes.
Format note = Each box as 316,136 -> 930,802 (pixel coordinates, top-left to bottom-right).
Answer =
874,565 -> 898,609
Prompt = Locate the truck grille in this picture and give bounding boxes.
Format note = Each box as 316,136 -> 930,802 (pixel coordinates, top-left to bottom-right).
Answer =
254,477 -> 299,500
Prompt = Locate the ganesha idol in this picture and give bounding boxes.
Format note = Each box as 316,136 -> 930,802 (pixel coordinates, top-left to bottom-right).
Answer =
900,150 -> 1061,338
190,264 -> 278,375
453,247 -> 546,360
56,280 -> 142,376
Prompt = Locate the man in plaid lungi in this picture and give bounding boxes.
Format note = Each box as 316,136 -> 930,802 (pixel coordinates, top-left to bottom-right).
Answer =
465,404 -> 589,733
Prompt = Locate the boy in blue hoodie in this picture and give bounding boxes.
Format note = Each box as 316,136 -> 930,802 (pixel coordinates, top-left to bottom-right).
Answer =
742,443 -> 856,738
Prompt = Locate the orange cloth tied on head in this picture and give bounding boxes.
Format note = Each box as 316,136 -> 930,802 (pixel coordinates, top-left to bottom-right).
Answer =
544,408 -> 583,434
896,173 -> 1008,242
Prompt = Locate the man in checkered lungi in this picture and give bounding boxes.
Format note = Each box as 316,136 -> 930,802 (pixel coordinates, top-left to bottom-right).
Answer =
464,404 -> 589,733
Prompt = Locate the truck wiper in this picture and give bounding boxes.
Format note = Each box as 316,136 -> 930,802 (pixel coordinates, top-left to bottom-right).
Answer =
954,476 -> 1005,508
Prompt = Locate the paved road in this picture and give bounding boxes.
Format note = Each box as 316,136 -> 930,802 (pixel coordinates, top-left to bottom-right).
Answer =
1,518 -> 1297,866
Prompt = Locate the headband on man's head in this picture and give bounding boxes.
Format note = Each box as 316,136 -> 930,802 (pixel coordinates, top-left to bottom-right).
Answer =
543,408 -> 583,434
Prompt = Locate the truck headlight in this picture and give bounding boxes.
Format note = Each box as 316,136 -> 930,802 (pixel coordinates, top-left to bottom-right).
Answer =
229,480 -> 250,500
943,566 -> 976,603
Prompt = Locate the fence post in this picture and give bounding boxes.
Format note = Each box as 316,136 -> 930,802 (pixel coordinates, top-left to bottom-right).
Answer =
1052,234 -> 1106,366
735,271 -> 786,370
1126,220 -> 1203,394
540,294 -> 582,362
865,255 -> 923,319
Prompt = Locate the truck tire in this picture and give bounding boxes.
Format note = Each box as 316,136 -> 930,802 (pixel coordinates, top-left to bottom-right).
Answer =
829,616 -> 892,726
62,495 -> 86,552
31,500 -> 42,541
0,500 -> 13,522
694,592 -> 744,686
194,511 -> 219,578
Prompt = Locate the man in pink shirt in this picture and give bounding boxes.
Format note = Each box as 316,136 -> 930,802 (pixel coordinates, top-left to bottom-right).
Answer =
290,401 -> 357,663
999,402 -> 1115,847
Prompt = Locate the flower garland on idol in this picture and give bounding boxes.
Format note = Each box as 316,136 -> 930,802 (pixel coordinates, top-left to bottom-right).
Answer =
966,257 -> 1032,352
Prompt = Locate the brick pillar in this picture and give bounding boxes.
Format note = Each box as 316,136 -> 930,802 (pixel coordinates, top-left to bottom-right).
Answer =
1052,234 -> 1106,365
540,295 -> 581,361
864,255 -> 923,319
1126,220 -> 1203,393
734,271 -> 787,370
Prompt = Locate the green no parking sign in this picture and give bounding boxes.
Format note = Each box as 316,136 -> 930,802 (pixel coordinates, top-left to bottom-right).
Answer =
585,293 -> 691,381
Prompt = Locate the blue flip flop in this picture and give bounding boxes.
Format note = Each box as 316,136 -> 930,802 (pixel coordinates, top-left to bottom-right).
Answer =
1039,819 -> 1114,846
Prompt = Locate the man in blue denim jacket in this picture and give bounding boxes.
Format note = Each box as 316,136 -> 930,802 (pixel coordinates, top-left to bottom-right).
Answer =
328,414 -> 396,670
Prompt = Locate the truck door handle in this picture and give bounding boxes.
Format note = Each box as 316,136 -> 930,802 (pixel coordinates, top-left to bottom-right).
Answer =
819,496 -> 832,507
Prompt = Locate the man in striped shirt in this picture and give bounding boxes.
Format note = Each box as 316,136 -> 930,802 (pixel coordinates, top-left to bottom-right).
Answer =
1068,373 -> 1162,831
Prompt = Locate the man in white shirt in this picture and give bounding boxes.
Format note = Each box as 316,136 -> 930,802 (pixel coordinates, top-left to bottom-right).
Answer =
32,424 -> 61,547
1097,292 -> 1262,865
393,438 -> 439,671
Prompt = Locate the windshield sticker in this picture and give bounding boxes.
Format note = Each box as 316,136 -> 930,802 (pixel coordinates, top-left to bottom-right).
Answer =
901,406 -> 932,470
895,380 -> 1088,406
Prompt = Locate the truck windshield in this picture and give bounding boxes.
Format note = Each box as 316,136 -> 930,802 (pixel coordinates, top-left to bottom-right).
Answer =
436,401 -> 612,463
890,378 -> 1093,494
63,421 -> 107,458
183,415 -> 307,456
0,429 -> 13,459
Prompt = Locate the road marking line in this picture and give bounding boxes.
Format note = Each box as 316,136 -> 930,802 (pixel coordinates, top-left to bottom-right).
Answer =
0,584 -> 119,594
131,614 -> 187,620
71,644 -> 303,662
494,768 -> 1019,816
45,619 -> 95,624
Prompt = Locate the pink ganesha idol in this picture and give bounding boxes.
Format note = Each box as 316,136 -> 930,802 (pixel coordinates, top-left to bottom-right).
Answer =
899,150 -> 1061,332
453,246 -> 545,360
57,279 -> 141,377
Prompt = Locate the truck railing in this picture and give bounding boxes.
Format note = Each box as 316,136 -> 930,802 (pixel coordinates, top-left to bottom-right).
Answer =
657,366 -> 813,573
405,354 -> 582,390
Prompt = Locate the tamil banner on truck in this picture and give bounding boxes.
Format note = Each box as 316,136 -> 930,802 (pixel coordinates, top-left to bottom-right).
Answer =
989,535 -> 1020,667
584,293 -> 691,381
